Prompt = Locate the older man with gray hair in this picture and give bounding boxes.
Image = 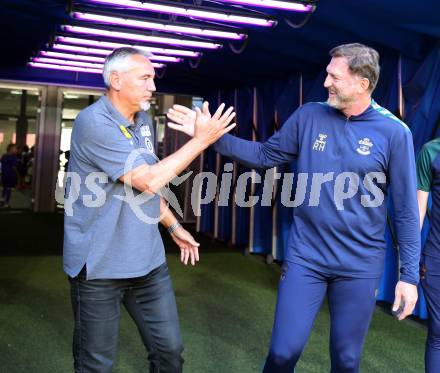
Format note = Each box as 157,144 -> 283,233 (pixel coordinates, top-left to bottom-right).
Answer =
63,47 -> 235,372
167,43 -> 421,372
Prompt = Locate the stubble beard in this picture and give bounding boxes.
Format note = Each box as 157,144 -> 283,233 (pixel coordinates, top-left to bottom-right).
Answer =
140,101 -> 151,111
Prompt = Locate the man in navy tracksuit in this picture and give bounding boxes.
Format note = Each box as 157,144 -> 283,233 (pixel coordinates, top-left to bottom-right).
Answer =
417,139 -> 440,372
167,43 -> 420,372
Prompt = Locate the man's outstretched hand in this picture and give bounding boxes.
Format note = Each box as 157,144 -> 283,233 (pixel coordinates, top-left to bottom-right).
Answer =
167,103 -> 198,137
167,101 -> 234,140
192,103 -> 235,146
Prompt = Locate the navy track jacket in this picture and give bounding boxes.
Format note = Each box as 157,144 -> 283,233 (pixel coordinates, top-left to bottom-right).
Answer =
214,101 -> 420,285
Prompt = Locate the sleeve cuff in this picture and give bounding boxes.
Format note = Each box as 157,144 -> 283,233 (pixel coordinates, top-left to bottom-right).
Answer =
399,274 -> 419,286
417,185 -> 430,192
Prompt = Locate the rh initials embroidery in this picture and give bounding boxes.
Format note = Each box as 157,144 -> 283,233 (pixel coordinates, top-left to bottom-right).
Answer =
312,134 -> 327,152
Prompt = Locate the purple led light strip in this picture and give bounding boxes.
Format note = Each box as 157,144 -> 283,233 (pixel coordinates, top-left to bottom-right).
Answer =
87,0 -> 275,27
28,62 -> 102,74
63,25 -> 222,49
73,12 -> 246,40
54,37 -> 200,57
32,57 -> 164,69
41,50 -> 182,63
220,0 -> 314,12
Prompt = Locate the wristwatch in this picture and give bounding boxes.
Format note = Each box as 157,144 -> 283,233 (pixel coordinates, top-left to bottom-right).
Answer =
168,222 -> 182,234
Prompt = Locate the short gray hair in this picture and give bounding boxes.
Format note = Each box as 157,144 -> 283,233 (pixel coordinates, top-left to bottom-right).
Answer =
103,47 -> 152,88
329,43 -> 380,93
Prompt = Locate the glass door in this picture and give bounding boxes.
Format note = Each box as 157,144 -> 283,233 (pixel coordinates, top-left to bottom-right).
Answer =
0,83 -> 41,210
56,88 -> 104,209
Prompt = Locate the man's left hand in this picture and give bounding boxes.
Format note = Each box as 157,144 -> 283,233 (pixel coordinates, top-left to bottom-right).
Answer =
392,280 -> 418,321
170,226 -> 200,266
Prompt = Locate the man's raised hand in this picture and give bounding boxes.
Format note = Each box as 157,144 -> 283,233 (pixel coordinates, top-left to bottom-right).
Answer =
167,101 -> 234,139
192,103 -> 235,145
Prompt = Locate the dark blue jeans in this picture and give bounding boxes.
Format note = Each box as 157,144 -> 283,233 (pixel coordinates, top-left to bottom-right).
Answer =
69,262 -> 184,373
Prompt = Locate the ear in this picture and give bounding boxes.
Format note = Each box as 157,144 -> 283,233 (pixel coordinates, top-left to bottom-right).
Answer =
109,71 -> 122,91
359,77 -> 370,93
